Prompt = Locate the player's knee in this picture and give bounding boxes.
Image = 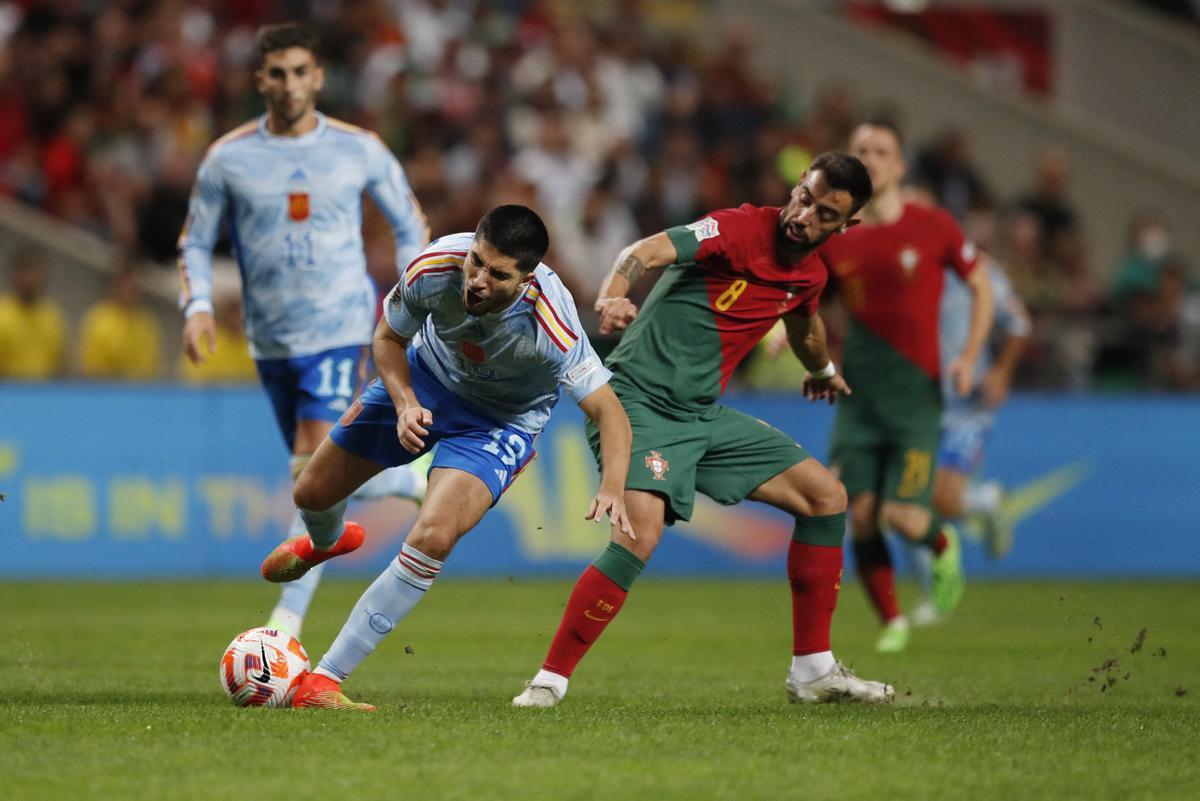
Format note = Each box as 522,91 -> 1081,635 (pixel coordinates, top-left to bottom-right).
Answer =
881,505 -> 926,541
933,482 -> 964,519
620,530 -> 660,564
807,478 -> 847,517
405,520 -> 456,561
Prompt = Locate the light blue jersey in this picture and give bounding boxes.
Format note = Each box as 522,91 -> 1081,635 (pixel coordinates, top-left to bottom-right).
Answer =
939,259 -> 1031,422
178,113 -> 428,359
385,232 -> 611,434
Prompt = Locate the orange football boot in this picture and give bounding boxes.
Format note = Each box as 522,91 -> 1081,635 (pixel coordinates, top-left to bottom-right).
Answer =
261,522 -> 365,583
290,671 -> 376,711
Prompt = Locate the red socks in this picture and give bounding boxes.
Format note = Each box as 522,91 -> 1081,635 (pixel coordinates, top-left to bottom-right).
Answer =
541,566 -> 629,678
852,537 -> 901,623
542,542 -> 645,678
927,528 -> 949,556
787,541 -> 843,655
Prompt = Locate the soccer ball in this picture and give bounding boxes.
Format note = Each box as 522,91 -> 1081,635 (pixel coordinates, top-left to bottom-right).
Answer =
219,627 -> 310,707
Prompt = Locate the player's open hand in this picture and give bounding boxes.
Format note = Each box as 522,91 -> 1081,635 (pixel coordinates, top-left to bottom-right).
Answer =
802,374 -> 852,405
397,405 -> 433,454
183,312 -> 217,364
586,489 -> 636,540
595,298 -> 639,335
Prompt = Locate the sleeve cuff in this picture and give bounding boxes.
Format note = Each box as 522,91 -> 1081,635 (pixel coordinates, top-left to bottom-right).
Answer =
184,299 -> 214,318
665,225 -> 701,264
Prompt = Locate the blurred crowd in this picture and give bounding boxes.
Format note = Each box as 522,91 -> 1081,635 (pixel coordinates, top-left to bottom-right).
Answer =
0,0 -> 1196,392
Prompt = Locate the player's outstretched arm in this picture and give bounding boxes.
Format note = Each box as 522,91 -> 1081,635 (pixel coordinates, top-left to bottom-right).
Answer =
372,316 -> 431,453
947,261 -> 995,397
595,232 -> 678,334
785,310 -> 852,405
577,385 -> 634,538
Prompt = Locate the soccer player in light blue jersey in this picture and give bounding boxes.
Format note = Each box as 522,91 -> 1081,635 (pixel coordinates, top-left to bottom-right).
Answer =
259,205 -> 634,710
909,256 -> 1030,626
177,24 -> 431,638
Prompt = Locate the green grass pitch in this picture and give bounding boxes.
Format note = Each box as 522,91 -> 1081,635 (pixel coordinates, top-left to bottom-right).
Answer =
2,578 -> 1197,800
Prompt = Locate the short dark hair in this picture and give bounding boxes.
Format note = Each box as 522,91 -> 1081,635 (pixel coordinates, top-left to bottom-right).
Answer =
475,205 -> 550,272
808,152 -> 874,217
255,23 -> 319,67
860,116 -> 904,150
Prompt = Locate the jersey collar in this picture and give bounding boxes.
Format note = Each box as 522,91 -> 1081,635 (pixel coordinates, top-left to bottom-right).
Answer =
257,111 -> 328,146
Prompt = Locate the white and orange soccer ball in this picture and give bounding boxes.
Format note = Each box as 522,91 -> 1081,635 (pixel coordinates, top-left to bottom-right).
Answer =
219,627 -> 310,707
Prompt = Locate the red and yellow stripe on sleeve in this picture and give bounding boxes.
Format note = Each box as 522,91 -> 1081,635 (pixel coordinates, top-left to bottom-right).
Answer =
404,250 -> 466,286
522,280 -> 579,352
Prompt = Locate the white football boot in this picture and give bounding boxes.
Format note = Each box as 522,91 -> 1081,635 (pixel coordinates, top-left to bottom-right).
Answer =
512,681 -> 563,708
786,661 -> 895,704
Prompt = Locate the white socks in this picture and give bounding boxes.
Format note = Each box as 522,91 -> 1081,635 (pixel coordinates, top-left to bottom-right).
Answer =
276,461 -> 427,641
268,509 -> 324,637
789,650 -> 836,682
965,480 -> 1003,515
314,543 -> 443,682
299,498 -> 349,550
531,669 -> 569,698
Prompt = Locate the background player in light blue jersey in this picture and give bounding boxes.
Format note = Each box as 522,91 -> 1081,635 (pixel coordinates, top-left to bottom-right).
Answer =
909,256 -> 1030,625
177,23 -> 431,638
259,205 -> 634,710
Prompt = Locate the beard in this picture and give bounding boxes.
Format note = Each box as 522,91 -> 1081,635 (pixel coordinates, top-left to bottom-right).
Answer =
777,226 -> 826,259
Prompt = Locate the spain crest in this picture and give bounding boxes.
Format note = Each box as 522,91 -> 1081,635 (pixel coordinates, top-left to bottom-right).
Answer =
644,450 -> 670,481
288,192 -> 310,221
462,340 -> 486,363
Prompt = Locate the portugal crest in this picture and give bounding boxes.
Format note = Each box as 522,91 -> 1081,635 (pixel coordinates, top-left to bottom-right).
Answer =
644,450 -> 670,481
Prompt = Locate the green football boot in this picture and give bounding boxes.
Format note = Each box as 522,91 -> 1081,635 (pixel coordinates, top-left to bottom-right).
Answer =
931,524 -> 965,613
874,617 -> 911,654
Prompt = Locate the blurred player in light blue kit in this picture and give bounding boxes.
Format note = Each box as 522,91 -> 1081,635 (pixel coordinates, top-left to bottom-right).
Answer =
259,206 -> 633,710
909,255 -> 1030,625
177,23 -> 430,638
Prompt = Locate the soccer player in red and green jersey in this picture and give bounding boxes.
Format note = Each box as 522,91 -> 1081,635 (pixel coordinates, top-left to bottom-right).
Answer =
513,152 -> 894,707
818,120 -> 994,653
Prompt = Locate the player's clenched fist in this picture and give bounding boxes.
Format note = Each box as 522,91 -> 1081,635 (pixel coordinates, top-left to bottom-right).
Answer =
396,405 -> 433,453
595,297 -> 639,334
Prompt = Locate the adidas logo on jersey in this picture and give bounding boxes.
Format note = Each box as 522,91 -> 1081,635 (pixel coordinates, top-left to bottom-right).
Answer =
326,398 -> 349,412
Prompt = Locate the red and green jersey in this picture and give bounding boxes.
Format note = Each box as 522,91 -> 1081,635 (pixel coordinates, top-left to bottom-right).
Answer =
606,204 -> 826,414
818,202 -> 978,382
